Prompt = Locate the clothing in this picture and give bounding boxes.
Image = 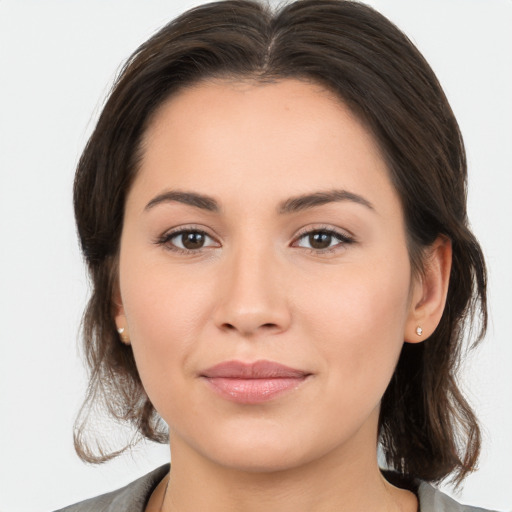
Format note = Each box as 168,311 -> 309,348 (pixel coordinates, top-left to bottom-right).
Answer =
54,464 -> 498,512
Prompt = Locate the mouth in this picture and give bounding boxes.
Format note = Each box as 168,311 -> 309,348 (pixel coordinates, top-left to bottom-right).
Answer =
200,360 -> 311,404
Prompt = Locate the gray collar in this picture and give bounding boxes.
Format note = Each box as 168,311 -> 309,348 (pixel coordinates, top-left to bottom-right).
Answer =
417,480 -> 499,512
54,464 -> 498,512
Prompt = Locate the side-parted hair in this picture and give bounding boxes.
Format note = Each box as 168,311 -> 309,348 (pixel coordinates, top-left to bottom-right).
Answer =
73,0 -> 487,485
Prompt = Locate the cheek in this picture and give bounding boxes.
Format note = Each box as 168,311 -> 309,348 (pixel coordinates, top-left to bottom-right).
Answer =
299,260 -> 411,398
119,258 -> 214,398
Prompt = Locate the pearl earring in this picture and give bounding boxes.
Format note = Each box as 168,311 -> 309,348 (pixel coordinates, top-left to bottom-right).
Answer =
416,326 -> 423,336
117,326 -> 130,344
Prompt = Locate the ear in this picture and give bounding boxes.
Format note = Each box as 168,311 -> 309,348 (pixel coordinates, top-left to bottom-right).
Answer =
405,236 -> 452,343
113,285 -> 131,345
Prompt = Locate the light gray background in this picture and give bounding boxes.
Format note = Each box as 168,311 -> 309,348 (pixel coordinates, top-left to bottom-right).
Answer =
1,1 -> 511,511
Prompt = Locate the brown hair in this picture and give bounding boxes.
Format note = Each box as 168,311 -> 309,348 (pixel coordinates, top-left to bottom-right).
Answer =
73,0 -> 487,485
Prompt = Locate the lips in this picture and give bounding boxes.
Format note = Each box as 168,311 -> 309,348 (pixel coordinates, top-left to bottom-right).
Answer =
200,360 -> 310,404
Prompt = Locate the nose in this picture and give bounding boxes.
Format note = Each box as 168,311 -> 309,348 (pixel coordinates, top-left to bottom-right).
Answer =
212,245 -> 292,337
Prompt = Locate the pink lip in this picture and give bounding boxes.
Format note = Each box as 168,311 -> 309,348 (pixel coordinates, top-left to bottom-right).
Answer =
200,360 -> 310,404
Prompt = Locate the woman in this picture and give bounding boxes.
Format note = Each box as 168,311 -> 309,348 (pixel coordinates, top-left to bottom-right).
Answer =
56,0 -> 495,510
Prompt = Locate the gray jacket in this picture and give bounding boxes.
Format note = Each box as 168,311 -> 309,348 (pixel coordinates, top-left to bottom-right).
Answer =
54,464 -> 498,512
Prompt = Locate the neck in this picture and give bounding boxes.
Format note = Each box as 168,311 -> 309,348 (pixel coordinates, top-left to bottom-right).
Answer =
162,434 -> 417,512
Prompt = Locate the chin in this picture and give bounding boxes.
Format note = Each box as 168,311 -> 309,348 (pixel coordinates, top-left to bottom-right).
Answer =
186,426 -> 342,475
211,447 -> 310,474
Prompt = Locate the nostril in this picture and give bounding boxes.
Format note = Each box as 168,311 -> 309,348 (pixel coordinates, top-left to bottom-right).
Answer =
220,322 -> 279,334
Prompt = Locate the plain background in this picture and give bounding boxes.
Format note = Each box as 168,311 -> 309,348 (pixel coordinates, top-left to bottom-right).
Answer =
0,1 -> 511,511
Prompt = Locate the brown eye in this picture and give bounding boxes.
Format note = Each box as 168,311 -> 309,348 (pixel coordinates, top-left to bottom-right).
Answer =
160,229 -> 218,252
294,229 -> 354,252
308,232 -> 333,249
180,231 -> 206,250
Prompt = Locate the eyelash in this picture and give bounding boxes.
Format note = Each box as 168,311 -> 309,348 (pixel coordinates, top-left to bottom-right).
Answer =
292,226 -> 355,254
155,226 -> 355,255
154,227 -> 218,255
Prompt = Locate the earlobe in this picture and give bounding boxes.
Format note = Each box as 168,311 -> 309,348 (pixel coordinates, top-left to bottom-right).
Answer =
116,325 -> 131,344
405,236 -> 452,343
113,288 -> 131,345
115,310 -> 131,344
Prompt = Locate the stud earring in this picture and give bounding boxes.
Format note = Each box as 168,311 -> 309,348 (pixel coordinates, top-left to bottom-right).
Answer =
117,326 -> 130,344
416,326 -> 423,336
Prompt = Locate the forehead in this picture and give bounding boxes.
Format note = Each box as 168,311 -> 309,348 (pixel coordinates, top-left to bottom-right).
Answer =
133,78 -> 399,218
144,78 -> 374,159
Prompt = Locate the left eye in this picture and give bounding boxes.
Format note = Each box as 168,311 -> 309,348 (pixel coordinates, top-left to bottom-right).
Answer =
295,230 -> 352,250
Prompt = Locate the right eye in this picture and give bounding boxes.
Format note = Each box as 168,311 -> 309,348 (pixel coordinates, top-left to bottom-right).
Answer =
157,229 -> 219,252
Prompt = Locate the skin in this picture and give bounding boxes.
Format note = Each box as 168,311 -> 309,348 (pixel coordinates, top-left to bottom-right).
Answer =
115,79 -> 451,512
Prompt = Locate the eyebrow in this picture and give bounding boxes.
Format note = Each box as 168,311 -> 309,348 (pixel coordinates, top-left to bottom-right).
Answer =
278,189 -> 375,214
144,188 -> 374,214
145,190 -> 219,212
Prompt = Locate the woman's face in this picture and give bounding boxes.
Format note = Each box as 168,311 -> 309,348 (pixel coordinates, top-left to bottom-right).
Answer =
117,79 -> 422,472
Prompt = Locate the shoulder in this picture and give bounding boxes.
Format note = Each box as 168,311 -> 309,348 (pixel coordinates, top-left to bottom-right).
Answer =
417,481 -> 500,512
53,464 -> 169,512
